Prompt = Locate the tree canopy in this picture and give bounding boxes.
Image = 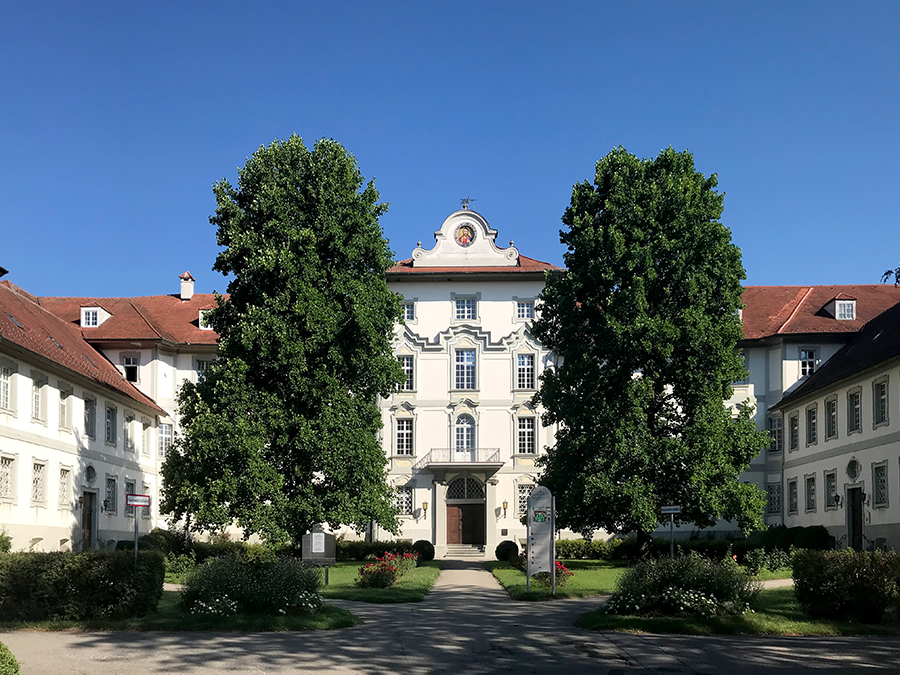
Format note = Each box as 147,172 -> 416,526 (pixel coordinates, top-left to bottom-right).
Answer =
161,136 -> 405,543
532,147 -> 769,543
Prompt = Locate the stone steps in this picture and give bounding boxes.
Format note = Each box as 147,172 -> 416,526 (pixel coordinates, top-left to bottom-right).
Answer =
445,545 -> 484,558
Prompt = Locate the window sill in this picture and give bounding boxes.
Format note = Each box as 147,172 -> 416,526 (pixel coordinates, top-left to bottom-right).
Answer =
450,389 -> 480,394
874,421 -> 890,430
874,504 -> 889,510
30,503 -> 46,509
847,428 -> 862,436
31,418 -> 47,427
391,455 -> 416,460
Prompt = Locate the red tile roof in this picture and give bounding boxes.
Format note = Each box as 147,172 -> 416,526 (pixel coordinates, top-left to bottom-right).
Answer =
39,294 -> 220,346
740,285 -> 900,341
386,255 -> 561,275
0,281 -> 163,413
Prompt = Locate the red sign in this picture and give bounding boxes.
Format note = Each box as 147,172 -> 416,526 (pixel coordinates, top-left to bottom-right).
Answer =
126,494 -> 151,508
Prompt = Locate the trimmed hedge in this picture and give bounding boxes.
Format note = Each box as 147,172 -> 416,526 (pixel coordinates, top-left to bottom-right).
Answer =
495,540 -> 519,563
412,540 -> 435,563
0,550 -> 164,621
336,539 -> 414,561
0,642 -> 18,675
792,549 -> 900,623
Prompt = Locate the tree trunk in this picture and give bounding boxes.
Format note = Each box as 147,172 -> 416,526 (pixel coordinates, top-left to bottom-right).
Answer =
636,528 -> 654,560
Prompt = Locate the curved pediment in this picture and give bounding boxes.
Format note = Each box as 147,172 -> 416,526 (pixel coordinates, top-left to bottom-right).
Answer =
410,209 -> 519,268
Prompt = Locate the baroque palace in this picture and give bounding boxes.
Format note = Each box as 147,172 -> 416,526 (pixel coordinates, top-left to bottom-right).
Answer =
2,208 -> 900,555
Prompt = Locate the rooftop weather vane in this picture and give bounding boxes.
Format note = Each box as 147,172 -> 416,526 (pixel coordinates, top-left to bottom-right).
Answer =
460,195 -> 476,210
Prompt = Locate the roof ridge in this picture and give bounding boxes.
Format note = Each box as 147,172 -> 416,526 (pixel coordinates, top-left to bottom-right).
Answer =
777,287 -> 813,334
128,301 -> 166,341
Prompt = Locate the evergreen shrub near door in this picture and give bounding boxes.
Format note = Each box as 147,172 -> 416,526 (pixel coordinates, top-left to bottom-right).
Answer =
494,540 -> 519,563
356,552 -> 419,588
0,551 -> 164,620
0,642 -> 18,675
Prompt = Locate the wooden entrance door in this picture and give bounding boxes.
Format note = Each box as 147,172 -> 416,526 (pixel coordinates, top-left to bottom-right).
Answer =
848,487 -> 864,551
81,492 -> 95,551
447,504 -> 485,546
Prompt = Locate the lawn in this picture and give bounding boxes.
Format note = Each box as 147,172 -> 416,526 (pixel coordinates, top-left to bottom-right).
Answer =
576,587 -> 900,636
752,566 -> 792,581
0,591 -> 359,631
319,560 -> 443,602
486,560 -> 628,600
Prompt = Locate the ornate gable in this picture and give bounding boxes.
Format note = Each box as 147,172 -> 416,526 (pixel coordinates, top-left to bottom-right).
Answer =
411,209 -> 519,268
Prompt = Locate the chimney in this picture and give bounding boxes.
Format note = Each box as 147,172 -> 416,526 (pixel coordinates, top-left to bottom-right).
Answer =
179,271 -> 195,301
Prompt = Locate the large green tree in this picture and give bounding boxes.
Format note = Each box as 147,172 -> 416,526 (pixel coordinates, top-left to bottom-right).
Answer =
161,136 -> 405,543
532,147 -> 769,547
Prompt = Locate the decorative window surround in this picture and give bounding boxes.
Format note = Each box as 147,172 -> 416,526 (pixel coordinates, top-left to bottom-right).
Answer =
58,383 -> 73,432
84,396 -> 97,439
513,297 -> 536,322
847,387 -> 862,435
873,461 -> 888,508
58,466 -> 72,510
122,355 -> 140,384
454,349 -> 477,390
142,482 -> 151,518
124,414 -> 135,452
517,483 -> 535,517
836,300 -> 856,320
105,405 -> 117,447
799,348 -> 818,378
31,460 -> 46,507
395,418 -> 414,456
124,479 -> 136,517
399,355 -> 414,391
0,358 -> 17,415
395,486 -> 413,515
824,395 -> 838,441
0,454 -> 16,503
787,478 -> 799,515
824,469 -> 838,511
804,474 -> 816,513
104,475 -> 117,516
788,413 -> 799,452
402,301 -> 416,323
517,416 -> 536,454
767,415 -> 783,453
806,404 -> 817,447
30,371 -> 47,424
158,423 -> 173,457
516,353 -> 536,390
450,292 -> 481,324
873,376 -> 889,429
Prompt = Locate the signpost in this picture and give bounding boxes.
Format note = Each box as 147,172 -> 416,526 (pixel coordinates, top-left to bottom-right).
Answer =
526,486 -> 555,594
301,529 -> 336,585
125,493 -> 151,568
661,505 -> 681,557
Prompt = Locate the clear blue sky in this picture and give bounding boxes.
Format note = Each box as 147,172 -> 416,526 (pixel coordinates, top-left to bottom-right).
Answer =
2,3 -> 898,298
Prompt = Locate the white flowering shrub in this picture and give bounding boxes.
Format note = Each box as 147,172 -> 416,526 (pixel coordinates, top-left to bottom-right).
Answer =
181,556 -> 323,616
605,554 -> 759,617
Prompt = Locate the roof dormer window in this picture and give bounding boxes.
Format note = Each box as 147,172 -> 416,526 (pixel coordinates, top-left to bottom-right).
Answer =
80,307 -> 110,327
199,309 -> 213,330
836,300 -> 856,321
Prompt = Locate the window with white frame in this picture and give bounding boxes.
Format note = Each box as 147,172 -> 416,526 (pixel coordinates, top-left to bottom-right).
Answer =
517,417 -> 536,454
84,396 -> 96,439
142,419 -> 151,456
787,478 -> 798,514
806,405 -> 817,446
767,416 -> 783,453
454,349 -> 476,389
516,354 -> 535,390
516,301 -> 534,320
395,486 -> 413,515
199,309 -> 213,330
123,356 -> 139,383
124,415 -> 135,451
455,414 -> 476,450
196,360 -> 210,380
81,308 -> 99,327
799,349 -> 817,377
31,374 -> 46,422
58,467 -> 71,509
836,300 -> 856,320
0,364 -> 11,411
0,456 -> 15,502
158,423 -> 172,457
847,388 -> 862,434
788,413 -> 799,451
142,482 -> 151,518
31,461 -> 46,506
518,483 -> 535,517
825,396 -> 837,440
105,405 -> 117,445
455,297 -> 477,321
395,418 -> 414,455
105,476 -> 117,515
403,302 -> 415,322
825,470 -> 838,510
805,475 -> 816,512
124,479 -> 136,517
874,378 -> 889,427
399,355 -> 414,391
58,385 -> 72,430
873,462 -> 888,508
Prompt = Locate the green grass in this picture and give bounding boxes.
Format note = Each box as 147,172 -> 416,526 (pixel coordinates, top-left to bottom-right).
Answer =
0,591 -> 359,631
487,559 -> 628,600
752,566 -> 792,581
577,588 -> 900,636
319,560 -> 443,602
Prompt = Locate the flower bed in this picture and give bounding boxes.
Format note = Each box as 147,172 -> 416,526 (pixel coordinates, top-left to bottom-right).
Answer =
531,560 -> 575,587
356,552 -> 419,588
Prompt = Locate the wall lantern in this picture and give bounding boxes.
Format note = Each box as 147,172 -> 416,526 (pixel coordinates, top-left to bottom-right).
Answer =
502,500 -> 509,518
422,501 -> 428,516
102,498 -> 111,512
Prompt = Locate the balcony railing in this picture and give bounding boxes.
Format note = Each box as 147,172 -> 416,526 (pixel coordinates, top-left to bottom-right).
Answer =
413,448 -> 501,470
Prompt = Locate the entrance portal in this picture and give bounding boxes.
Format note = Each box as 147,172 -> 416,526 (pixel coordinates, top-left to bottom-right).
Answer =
447,504 -> 485,545
847,486 -> 864,551
81,492 -> 95,551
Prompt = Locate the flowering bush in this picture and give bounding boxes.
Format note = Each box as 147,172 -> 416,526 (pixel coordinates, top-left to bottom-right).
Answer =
356,552 -> 419,588
605,554 -> 759,617
531,560 -> 575,587
181,556 -> 323,616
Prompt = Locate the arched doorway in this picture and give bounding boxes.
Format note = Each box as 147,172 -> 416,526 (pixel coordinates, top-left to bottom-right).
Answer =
446,476 -> 485,546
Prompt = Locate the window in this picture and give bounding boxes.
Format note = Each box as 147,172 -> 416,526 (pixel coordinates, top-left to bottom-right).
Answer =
142,483 -> 151,518
516,301 -> 534,320
196,360 -> 210,380
0,364 -> 11,411
805,475 -> 816,512
105,476 -> 117,515
58,385 -> 72,430
158,423 -> 173,457
399,356 -> 414,391
105,405 -> 117,445
395,418 -> 414,456
799,349 -> 817,377
788,478 -> 798,514
81,308 -> 99,327
454,349 -> 476,390
395,486 -> 413,515
58,467 -> 71,509
767,416 -> 783,453
518,483 -> 535,517
0,456 -> 15,502
31,461 -> 46,506
403,302 -> 415,322
836,300 -> 856,320
84,397 -> 96,439
124,479 -> 136,517
848,388 -> 862,434
873,462 -> 888,508
123,356 -> 139,383
825,397 -> 837,440
447,477 -> 483,500
806,405 -> 817,446
517,417 -> 536,454
516,354 -> 535,390
455,414 -> 476,450
825,470 -> 838,510
124,415 -> 135,451
788,414 -> 799,451
31,373 -> 46,422
142,419 -> 151,456
455,297 -> 476,321
873,378 -> 889,427
198,310 -> 213,330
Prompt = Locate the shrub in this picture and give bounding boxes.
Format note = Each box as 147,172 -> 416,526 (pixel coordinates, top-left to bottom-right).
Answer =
0,532 -> 11,555
356,552 -> 418,588
495,540 -> 519,563
791,526 -> 831,551
412,540 -> 435,563
336,539 -> 414,561
0,551 -> 164,621
531,560 -> 575,587
165,551 -> 197,577
181,556 -> 322,616
555,538 -> 613,560
605,554 -> 759,618
0,642 -> 18,675
792,549 -> 900,623
138,527 -> 193,556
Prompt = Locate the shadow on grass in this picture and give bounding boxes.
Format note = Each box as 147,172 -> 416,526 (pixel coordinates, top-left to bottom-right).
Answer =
485,559 -> 628,601
319,560 -> 443,603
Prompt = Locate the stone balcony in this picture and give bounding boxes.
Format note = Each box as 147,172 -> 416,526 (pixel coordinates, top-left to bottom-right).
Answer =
412,448 -> 503,471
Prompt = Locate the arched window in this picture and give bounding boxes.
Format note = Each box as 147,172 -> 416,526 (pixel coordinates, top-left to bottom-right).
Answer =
455,414 -> 475,450
447,476 -> 485,500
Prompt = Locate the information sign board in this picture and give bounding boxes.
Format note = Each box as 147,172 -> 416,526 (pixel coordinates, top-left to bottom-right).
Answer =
312,532 -> 325,554
660,505 -> 681,515
126,494 -> 151,508
527,486 -> 554,576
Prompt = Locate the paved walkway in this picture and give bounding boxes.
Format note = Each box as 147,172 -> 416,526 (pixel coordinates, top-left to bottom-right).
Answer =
2,560 -> 899,674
